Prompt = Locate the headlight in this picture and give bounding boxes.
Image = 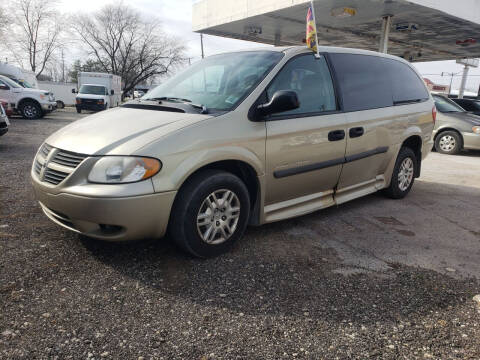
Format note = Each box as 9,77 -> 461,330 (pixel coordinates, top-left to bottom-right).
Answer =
88,156 -> 161,184
473,126 -> 480,134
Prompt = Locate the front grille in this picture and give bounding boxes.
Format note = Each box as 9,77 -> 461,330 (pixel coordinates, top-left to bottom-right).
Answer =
34,143 -> 90,186
41,143 -> 52,157
33,160 -> 42,175
51,150 -> 88,168
44,168 -> 70,185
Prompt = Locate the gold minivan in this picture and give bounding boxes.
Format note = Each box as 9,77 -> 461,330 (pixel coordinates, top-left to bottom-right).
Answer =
32,46 -> 435,257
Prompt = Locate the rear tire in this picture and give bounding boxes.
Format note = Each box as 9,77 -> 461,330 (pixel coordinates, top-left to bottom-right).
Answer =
435,130 -> 462,155
56,100 -> 65,109
383,147 -> 417,199
169,170 -> 250,258
20,101 -> 42,119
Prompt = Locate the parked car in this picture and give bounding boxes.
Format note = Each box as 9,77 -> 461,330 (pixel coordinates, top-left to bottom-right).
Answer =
0,75 -> 56,119
451,97 -> 480,116
0,98 -> 13,117
432,94 -> 480,154
32,46 -> 435,257
0,101 -> 9,136
74,72 -> 122,113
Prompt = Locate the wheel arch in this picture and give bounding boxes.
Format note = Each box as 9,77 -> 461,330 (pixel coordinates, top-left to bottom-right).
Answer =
17,97 -> 41,109
174,159 -> 262,226
433,127 -> 463,143
401,135 -> 423,177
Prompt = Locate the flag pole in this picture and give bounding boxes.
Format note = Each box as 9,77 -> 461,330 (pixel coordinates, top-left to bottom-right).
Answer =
310,0 -> 320,58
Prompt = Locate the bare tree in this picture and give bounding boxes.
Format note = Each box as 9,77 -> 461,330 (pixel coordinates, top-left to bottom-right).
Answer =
5,0 -> 62,77
73,4 -> 185,98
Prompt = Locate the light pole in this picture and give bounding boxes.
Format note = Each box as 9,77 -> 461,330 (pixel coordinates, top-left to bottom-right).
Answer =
441,71 -> 461,96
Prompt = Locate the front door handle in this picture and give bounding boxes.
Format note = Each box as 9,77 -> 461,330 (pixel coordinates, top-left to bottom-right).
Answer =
349,127 -> 364,138
328,129 -> 346,141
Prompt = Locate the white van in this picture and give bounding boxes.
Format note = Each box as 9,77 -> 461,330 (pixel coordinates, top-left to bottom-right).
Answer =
74,72 -> 122,113
0,75 -> 56,119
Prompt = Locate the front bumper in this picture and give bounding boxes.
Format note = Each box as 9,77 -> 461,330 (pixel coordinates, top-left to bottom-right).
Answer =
41,102 -> 57,112
32,178 -> 177,241
462,132 -> 480,150
76,103 -> 105,111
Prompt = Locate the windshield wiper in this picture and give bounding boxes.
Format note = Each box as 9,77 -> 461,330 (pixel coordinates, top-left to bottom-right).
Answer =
144,96 -> 192,103
142,96 -> 208,114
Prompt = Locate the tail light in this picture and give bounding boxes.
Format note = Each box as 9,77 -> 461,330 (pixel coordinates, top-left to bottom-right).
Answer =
432,105 -> 437,125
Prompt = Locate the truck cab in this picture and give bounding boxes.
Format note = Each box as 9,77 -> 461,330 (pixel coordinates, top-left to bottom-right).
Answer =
74,84 -> 111,113
0,75 -> 56,119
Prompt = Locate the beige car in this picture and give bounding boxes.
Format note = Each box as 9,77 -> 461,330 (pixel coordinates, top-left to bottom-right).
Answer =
32,46 -> 435,257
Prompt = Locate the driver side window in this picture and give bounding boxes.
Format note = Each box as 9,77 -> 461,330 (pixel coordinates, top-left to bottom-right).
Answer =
266,54 -> 337,116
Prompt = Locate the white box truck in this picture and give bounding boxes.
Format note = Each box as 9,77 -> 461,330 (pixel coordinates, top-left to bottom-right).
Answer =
38,81 -> 77,108
75,72 -> 122,113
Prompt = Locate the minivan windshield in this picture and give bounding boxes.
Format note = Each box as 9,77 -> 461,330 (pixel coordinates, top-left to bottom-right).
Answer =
79,85 -> 107,95
144,51 -> 284,111
433,95 -> 465,113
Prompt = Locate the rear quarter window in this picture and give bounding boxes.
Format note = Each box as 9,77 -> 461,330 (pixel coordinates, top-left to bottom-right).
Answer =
329,53 -> 393,112
384,59 -> 429,104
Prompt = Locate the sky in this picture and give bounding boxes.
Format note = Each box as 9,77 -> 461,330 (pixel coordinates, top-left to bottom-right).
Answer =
57,0 -> 480,92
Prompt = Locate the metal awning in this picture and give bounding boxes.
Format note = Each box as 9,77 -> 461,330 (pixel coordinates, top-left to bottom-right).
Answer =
192,0 -> 480,62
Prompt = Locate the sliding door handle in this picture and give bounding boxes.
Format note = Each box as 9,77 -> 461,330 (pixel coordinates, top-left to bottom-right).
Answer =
328,130 -> 346,141
349,127 -> 364,138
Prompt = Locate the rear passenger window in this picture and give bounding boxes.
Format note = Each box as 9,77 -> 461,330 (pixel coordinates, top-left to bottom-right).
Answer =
266,54 -> 337,116
329,53 -> 393,111
385,59 -> 429,104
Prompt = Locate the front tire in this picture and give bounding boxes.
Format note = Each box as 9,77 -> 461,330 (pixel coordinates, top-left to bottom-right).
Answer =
169,170 -> 250,258
383,147 -> 417,199
435,131 -> 462,155
20,101 -> 42,119
76,108 -> 81,114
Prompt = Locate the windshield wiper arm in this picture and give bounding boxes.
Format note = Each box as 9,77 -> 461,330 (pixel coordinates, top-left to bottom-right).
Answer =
141,96 -> 208,114
144,96 -> 192,103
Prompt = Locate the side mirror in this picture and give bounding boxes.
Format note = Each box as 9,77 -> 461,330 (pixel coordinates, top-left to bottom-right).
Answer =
72,88 -> 77,94
255,90 -> 299,119
0,84 -> 10,91
110,90 -> 114,95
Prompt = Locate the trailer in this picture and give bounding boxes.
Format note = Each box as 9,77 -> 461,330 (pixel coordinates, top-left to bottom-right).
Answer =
38,81 -> 77,108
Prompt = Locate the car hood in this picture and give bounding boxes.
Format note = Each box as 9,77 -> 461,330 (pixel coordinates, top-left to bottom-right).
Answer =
440,111 -> 480,125
77,93 -> 107,100
45,107 -> 212,155
14,87 -> 49,95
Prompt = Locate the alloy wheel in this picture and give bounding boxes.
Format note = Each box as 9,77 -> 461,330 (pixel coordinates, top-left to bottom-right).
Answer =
196,189 -> 241,245
398,157 -> 414,191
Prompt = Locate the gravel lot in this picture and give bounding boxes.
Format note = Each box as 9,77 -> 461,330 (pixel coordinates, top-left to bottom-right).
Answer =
1,109 -> 480,359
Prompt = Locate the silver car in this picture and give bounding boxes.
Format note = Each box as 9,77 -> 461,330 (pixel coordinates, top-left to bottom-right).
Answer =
432,94 -> 480,154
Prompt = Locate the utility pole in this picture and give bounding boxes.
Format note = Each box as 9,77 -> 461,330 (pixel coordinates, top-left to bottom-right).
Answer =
200,33 -> 205,59
441,71 -> 460,96
61,48 -> 65,83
